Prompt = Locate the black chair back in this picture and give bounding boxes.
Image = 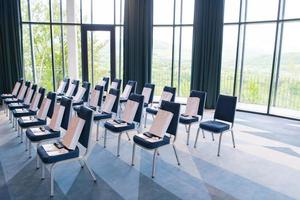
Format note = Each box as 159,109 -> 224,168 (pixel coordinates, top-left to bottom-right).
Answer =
160,101 -> 180,136
127,80 -> 137,94
128,94 -> 144,123
190,90 -> 207,116
63,78 -> 70,93
82,81 -> 91,102
112,79 -> 122,90
94,85 -> 104,107
60,97 -> 72,130
22,81 -> 31,99
108,88 -> 120,114
163,86 -> 176,102
214,95 -> 237,124
30,84 -> 38,102
144,83 -> 155,104
71,80 -> 80,96
77,106 -> 94,148
46,92 -> 57,118
15,79 -> 24,96
102,77 -> 109,92
38,87 -> 46,109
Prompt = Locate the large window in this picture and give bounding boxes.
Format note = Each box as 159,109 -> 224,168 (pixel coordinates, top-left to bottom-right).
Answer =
152,0 -> 194,97
222,0 -> 300,119
21,0 -> 124,91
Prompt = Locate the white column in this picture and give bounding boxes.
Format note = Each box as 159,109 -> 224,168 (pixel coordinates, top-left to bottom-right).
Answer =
66,0 -> 79,79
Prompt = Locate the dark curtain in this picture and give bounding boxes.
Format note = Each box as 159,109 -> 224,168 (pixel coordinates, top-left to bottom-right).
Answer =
190,0 -> 224,108
123,0 -> 153,93
0,0 -> 23,95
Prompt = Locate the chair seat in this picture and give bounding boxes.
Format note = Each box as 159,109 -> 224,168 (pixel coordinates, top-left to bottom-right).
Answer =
8,103 -> 29,110
94,112 -> 112,121
26,126 -> 60,142
1,94 -> 15,99
200,120 -> 230,133
133,134 -> 170,149
73,100 -> 84,106
18,117 -> 46,128
179,115 -> 199,124
4,98 -> 21,104
104,121 -> 135,132
146,107 -> 158,115
12,109 -> 36,118
37,145 -> 79,164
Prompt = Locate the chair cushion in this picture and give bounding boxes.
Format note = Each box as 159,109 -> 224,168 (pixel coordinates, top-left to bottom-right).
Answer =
26,126 -> 60,142
104,121 -> 135,133
200,120 -> 230,133
37,145 -> 79,164
133,135 -> 170,149
8,103 -> 29,110
179,115 -> 199,124
12,109 -> 36,118
146,107 -> 158,115
94,112 -> 112,121
18,117 -> 46,128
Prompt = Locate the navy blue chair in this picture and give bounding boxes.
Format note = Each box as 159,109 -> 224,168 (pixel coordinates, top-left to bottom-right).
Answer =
37,106 -> 96,197
102,77 -> 109,92
8,84 -> 37,111
179,90 -> 207,145
120,80 -> 137,103
132,101 -> 181,178
26,97 -> 72,161
142,83 -> 155,107
4,81 -> 31,106
103,94 -> 144,157
1,79 -> 23,100
94,88 -> 120,141
72,81 -> 91,106
57,79 -> 80,101
194,95 -> 237,156
144,86 -> 176,128
111,78 -> 122,90
56,78 -> 70,95
17,92 -> 56,144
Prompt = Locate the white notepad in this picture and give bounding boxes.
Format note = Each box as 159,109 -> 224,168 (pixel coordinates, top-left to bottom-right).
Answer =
90,89 -> 100,107
158,91 -> 173,107
48,104 -> 65,131
111,82 -> 118,89
21,116 -> 31,122
73,86 -> 86,102
57,81 -> 66,94
30,127 -> 50,136
120,85 -> 132,100
12,82 -> 21,96
29,93 -> 41,111
62,116 -> 85,150
42,144 -> 69,156
15,108 -> 25,113
37,98 -> 51,120
142,87 -> 152,104
24,89 -> 34,105
107,119 -> 128,128
184,97 -> 200,116
10,103 -> 21,107
149,109 -> 173,138
65,83 -> 76,97
102,94 -> 116,113
122,100 -> 139,123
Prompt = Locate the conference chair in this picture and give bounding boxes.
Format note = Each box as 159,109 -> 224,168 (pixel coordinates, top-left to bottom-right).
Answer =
56,78 -> 70,95
119,80 -> 137,103
141,83 -> 155,108
72,81 -> 90,106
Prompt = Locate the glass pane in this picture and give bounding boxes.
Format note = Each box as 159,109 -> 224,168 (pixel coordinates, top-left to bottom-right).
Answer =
153,0 -> 174,25
238,23 -> 276,112
270,22 -> 300,118
30,0 -> 50,22
182,0 -> 194,24
116,26 -> 124,79
62,0 -> 80,23
152,27 -> 173,95
21,0 -> 29,21
247,0 -> 279,21
284,0 -> 300,19
52,0 -> 61,22
221,25 -> 238,95
22,24 -> 33,81
52,25 -> 64,89
173,27 -> 180,94
82,0 -> 91,23
179,26 -> 193,97
224,0 -> 240,23
32,25 -> 53,91
93,0 -> 114,24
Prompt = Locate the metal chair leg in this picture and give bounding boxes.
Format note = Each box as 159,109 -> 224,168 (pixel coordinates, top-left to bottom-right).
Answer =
104,129 -> 107,148
131,143 -> 136,166
231,130 -> 236,148
186,124 -> 191,145
20,128 -> 23,143
211,133 -> 215,141
172,145 -> 180,166
96,121 -> 100,141
28,141 -> 32,158
152,149 -> 158,178
202,129 -> 205,138
25,136 -> 28,151
50,164 -> 55,197
78,160 -> 84,168
126,132 -> 131,141
194,127 -> 200,148
144,113 -> 147,128
83,159 -> 96,181
217,133 -> 223,157
41,163 -> 45,180
117,133 -> 122,157
36,156 -> 40,169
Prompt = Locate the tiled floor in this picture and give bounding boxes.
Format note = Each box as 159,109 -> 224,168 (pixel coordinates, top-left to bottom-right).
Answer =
0,107 -> 299,200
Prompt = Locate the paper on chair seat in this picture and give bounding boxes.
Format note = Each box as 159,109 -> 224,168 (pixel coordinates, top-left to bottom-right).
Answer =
90,89 -> 100,107
149,109 -> 173,138
15,108 -> 25,113
65,83 -> 76,97
29,93 -> 41,111
56,81 -> 66,94
12,82 -> 21,96
30,127 -> 50,136
24,89 -> 34,105
111,82 -> 118,89
158,91 -> 173,107
137,133 -> 163,143
107,119 -> 128,128
62,116 -> 85,150
102,94 -> 116,113
122,100 -> 139,123
10,102 -> 21,107
21,116 -> 31,122
184,97 -> 200,116
37,98 -> 51,120
42,144 -> 69,156
142,87 -> 152,104
73,86 -> 86,102
120,85 -> 132,100
48,105 -> 65,131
